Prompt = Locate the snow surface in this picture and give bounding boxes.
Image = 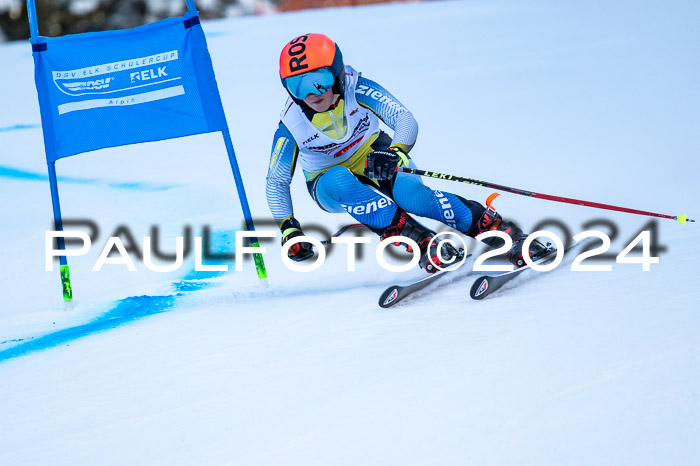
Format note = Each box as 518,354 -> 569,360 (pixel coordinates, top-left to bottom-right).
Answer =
1,1 -> 699,464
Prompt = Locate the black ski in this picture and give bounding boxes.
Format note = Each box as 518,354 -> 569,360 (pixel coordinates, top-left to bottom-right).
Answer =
469,239 -> 591,300
379,253 -> 471,308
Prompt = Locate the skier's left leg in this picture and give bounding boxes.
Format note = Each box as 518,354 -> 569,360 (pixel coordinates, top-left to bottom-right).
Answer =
309,165 -> 458,273
392,163 -> 548,267
392,162 -> 478,233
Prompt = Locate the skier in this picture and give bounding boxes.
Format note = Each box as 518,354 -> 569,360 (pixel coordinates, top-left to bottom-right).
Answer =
266,33 -> 547,272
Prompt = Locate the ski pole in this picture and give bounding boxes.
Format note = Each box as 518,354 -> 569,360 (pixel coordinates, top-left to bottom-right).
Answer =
321,223 -> 367,245
399,167 -> 694,225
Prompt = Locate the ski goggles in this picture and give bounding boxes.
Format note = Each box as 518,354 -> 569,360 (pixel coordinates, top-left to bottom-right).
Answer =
283,67 -> 335,100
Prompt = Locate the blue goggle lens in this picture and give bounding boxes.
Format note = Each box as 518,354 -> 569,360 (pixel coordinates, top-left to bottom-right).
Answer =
284,67 -> 335,100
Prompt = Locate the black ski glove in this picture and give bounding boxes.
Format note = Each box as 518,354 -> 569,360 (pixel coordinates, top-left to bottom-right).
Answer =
280,216 -> 314,262
364,146 -> 408,181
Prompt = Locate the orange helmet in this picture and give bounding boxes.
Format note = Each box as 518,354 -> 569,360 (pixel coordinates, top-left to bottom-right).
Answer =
279,33 -> 345,103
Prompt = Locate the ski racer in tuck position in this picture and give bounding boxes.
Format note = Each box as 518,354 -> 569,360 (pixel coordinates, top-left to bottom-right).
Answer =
266,33 -> 547,273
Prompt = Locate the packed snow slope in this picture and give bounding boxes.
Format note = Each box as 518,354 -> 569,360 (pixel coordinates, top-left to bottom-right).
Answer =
1,1 -> 699,465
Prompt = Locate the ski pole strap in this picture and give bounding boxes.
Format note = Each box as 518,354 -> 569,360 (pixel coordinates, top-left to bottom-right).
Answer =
321,223 -> 366,245
399,167 -> 695,224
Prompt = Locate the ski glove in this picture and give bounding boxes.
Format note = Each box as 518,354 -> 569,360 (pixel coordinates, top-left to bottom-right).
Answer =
280,216 -> 314,262
364,146 -> 409,181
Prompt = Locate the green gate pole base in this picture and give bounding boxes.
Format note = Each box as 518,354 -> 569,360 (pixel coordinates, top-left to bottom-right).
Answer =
250,242 -> 269,288
60,264 -> 73,301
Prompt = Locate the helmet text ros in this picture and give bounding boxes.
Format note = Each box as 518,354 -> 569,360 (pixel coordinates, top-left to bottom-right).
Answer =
287,35 -> 309,74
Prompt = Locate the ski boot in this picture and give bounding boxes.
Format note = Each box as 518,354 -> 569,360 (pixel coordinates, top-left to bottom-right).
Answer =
380,210 -> 461,274
474,207 -> 549,268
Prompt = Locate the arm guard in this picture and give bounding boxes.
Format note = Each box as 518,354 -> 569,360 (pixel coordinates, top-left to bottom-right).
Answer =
355,76 -> 419,153
265,122 -> 299,226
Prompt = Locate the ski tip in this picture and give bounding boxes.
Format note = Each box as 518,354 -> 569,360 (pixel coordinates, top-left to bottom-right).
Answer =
379,287 -> 401,308
470,277 -> 490,300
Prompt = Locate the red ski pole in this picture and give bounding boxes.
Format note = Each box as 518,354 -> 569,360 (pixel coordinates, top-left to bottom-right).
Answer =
399,167 -> 694,225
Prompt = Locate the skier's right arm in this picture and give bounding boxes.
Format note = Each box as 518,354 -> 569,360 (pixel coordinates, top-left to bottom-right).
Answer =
265,123 -> 314,261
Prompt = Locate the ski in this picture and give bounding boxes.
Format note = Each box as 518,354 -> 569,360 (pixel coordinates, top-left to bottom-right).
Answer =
379,253 -> 471,308
469,239 -> 592,300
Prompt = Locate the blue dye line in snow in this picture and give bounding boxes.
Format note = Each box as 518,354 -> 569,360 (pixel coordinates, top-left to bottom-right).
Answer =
0,232 -> 236,364
0,165 -> 175,191
0,124 -> 40,133
0,295 -> 179,362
